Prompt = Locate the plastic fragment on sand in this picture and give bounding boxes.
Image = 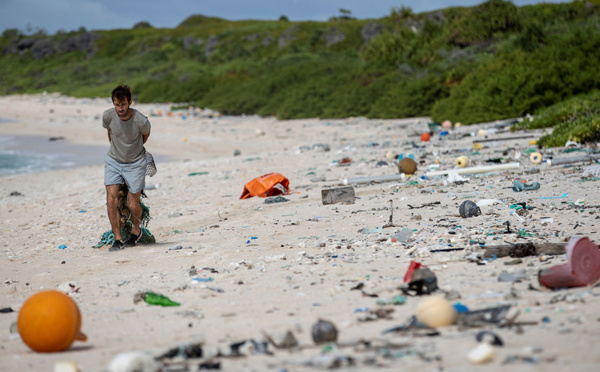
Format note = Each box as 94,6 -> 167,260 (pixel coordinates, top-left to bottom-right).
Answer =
361,226 -> 383,234
468,343 -> 495,364
192,277 -> 214,282
540,193 -> 568,199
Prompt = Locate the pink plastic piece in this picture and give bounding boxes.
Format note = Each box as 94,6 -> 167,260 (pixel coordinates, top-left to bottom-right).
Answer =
539,236 -> 600,289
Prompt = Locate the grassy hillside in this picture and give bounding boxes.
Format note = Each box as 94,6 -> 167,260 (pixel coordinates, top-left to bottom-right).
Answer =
2,0 -> 600,145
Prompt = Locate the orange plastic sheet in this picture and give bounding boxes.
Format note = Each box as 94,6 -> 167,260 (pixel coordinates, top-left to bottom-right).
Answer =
240,173 -> 290,199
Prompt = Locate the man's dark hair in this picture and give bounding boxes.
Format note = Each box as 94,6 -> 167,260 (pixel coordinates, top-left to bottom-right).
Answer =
111,85 -> 132,102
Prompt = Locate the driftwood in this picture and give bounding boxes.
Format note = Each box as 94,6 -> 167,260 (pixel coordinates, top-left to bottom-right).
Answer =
483,242 -> 566,258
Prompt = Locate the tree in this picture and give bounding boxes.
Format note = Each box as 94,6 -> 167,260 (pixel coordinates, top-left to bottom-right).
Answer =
2,28 -> 22,38
339,8 -> 353,19
133,21 -> 154,29
330,8 -> 355,21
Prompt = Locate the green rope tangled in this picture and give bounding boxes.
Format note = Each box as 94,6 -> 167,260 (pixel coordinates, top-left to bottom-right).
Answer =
93,201 -> 156,248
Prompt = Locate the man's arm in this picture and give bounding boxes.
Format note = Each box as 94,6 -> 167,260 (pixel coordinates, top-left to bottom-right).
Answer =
142,130 -> 150,144
107,129 -> 112,143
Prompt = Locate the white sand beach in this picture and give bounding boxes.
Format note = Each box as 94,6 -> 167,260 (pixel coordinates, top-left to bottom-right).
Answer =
1,93 -> 599,371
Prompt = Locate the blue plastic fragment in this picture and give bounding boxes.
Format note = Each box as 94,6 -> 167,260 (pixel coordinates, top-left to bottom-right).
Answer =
453,303 -> 470,313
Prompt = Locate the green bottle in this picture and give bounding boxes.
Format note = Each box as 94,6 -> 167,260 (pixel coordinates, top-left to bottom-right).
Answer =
144,292 -> 180,307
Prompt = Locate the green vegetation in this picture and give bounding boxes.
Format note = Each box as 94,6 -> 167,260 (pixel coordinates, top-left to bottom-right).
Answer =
1,0 -> 600,147
514,90 -> 600,147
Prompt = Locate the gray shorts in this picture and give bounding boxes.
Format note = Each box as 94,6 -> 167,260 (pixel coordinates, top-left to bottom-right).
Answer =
104,154 -> 147,194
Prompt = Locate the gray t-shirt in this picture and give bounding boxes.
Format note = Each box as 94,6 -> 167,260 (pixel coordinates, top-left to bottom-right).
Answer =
102,108 -> 151,164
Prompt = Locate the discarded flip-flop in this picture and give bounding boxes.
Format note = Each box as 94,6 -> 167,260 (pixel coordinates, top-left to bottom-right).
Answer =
512,180 -> 540,192
538,236 -> 600,289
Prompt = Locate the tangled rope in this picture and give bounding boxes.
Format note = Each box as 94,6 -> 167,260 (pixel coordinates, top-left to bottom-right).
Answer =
93,185 -> 156,248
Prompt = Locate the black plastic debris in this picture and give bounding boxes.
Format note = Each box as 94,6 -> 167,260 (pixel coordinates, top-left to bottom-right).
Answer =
381,315 -> 440,337
158,342 -> 203,360
457,305 -> 512,327
402,268 -> 438,296
0,307 -> 14,313
311,319 -> 338,344
459,200 -> 481,218
199,361 -> 221,370
476,331 -> 504,346
229,339 -> 270,356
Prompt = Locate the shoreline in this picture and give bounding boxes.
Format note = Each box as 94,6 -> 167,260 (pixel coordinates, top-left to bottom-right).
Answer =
0,134 -> 172,177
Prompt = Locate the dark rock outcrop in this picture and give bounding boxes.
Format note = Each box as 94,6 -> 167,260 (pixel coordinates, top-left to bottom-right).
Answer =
3,32 -> 100,59
183,36 -> 204,50
278,26 -> 299,49
361,22 -> 383,42
205,35 -> 219,57
324,27 -> 346,46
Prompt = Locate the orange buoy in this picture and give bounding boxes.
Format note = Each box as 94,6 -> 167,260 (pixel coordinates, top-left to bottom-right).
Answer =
420,133 -> 430,142
18,290 -> 87,352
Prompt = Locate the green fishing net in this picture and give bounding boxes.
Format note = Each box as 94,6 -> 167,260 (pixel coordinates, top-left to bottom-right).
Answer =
94,198 -> 156,248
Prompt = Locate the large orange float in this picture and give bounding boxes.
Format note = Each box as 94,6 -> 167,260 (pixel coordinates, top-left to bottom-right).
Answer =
18,290 -> 87,352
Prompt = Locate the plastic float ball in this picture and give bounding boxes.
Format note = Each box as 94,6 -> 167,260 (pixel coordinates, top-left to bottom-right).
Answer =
530,152 -> 543,164
420,132 -> 430,142
455,156 -> 470,168
454,122 -> 462,128
459,200 -> 481,218
18,290 -> 87,352
442,120 -> 452,130
311,319 -> 338,344
400,157 -> 418,174
416,296 -> 457,328
385,151 -> 395,161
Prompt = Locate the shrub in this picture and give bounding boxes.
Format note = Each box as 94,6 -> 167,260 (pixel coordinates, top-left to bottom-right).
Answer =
133,21 -> 154,30
539,114 -> 600,147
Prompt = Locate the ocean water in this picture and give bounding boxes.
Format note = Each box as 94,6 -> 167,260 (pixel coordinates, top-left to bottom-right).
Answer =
0,135 -> 108,177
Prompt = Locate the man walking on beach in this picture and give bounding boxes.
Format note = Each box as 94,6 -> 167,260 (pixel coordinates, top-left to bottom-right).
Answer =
102,85 -> 151,251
